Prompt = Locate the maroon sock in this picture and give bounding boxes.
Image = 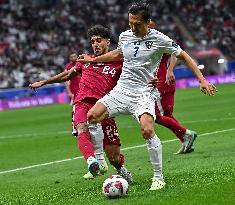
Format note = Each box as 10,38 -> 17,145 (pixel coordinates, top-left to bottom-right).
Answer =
156,116 -> 186,142
172,130 -> 184,143
77,131 -> 95,160
171,116 -> 187,142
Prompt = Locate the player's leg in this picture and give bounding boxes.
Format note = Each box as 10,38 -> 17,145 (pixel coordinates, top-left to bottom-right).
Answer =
74,102 -> 95,160
105,145 -> 132,184
85,101 -> 110,176
87,90 -> 125,177
134,91 -> 165,190
74,101 -> 104,177
104,144 -> 122,169
169,116 -> 197,154
155,91 -> 185,142
156,92 -> 197,154
87,102 -> 109,124
162,92 -> 197,153
83,117 -> 122,180
102,118 -> 132,183
89,123 -> 108,174
83,122 -> 109,180
139,113 -> 165,190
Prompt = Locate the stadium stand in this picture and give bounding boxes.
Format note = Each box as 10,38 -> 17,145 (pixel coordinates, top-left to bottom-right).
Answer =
0,0 -> 234,88
172,0 -> 235,60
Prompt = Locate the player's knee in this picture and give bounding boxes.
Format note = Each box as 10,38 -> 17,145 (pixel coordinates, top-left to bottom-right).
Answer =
87,111 -> 99,123
141,127 -> 154,140
77,123 -> 88,135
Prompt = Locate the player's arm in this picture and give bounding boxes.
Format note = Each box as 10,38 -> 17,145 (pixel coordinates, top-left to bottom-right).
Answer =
79,49 -> 123,63
177,50 -> 216,95
166,56 -> 178,85
29,68 -> 79,89
149,56 -> 178,87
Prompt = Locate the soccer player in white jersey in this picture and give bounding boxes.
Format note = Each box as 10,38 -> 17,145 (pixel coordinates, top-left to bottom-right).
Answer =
79,2 -> 216,190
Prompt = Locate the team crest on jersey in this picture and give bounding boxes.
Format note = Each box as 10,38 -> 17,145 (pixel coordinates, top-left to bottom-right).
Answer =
145,41 -> 153,49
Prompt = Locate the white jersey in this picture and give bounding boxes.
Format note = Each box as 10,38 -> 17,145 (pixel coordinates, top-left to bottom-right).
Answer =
116,28 -> 182,92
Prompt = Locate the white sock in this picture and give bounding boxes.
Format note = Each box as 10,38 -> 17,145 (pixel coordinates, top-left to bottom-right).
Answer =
88,123 -> 105,165
146,134 -> 163,181
184,129 -> 191,136
86,156 -> 97,165
183,129 -> 192,143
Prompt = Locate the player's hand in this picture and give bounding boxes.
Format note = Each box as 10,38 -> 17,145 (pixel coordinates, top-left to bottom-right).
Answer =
67,92 -> 73,99
166,70 -> 175,85
67,93 -> 74,105
148,77 -> 159,87
29,81 -> 44,90
78,54 -> 95,63
199,80 -> 217,96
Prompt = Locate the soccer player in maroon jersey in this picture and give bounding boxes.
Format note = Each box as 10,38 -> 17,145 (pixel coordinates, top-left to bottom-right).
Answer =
155,54 -> 196,154
64,51 -> 81,136
149,20 -> 196,154
29,25 -> 132,183
64,52 -> 81,104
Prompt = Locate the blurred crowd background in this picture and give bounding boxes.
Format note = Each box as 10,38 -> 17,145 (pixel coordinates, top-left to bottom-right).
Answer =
0,0 -> 234,88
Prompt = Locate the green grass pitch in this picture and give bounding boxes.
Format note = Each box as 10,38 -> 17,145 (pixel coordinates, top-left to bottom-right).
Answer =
0,83 -> 234,205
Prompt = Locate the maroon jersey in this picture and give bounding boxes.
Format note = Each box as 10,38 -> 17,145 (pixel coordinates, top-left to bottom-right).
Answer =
74,56 -> 123,102
156,54 -> 176,93
64,62 -> 81,96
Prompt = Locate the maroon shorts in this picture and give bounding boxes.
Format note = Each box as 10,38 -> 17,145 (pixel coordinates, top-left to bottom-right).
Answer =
72,100 -> 121,146
155,91 -> 175,118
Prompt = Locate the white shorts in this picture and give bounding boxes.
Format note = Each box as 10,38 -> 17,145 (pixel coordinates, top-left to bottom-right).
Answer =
98,87 -> 161,121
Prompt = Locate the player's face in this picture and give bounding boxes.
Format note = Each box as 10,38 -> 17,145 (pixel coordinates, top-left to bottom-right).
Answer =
129,13 -> 150,37
69,53 -> 78,63
90,36 -> 110,56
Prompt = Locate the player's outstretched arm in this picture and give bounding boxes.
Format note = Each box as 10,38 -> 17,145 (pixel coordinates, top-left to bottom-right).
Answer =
29,68 -> 78,89
79,49 -> 123,63
177,51 -> 217,96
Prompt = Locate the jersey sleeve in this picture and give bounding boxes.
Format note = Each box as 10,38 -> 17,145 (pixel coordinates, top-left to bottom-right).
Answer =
156,33 -> 182,56
116,34 -> 123,54
74,62 -> 83,73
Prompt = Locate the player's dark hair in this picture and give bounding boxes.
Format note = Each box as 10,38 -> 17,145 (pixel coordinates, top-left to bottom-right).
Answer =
128,1 -> 151,22
87,25 -> 111,39
68,51 -> 77,57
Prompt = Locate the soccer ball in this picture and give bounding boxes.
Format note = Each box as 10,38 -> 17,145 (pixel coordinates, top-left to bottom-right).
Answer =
102,175 -> 129,198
